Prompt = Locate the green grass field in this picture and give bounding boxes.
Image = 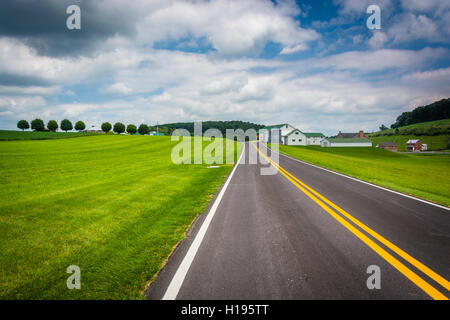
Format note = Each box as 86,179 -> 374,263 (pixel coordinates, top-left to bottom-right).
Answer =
0,130 -> 100,141
275,145 -> 450,207
0,135 -> 241,299
369,134 -> 449,151
367,119 -> 450,151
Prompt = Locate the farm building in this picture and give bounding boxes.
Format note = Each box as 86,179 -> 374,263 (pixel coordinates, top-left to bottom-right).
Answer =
85,125 -> 103,133
285,129 -> 306,145
321,138 -> 372,147
305,133 -> 325,145
259,124 -> 294,143
259,124 -> 325,146
150,131 -> 165,136
376,141 -> 398,152
406,139 -> 423,152
336,130 -> 368,139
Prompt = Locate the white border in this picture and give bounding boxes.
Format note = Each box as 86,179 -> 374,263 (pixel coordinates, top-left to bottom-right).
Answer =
263,144 -> 450,211
162,144 -> 246,300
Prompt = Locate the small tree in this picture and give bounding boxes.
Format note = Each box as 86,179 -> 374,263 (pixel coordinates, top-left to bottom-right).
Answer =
101,122 -> 112,133
379,124 -> 388,131
60,119 -> 73,132
47,120 -> 58,132
138,124 -> 150,135
113,122 -> 125,134
31,118 -> 45,131
75,121 -> 86,131
127,124 -> 137,135
17,120 -> 30,131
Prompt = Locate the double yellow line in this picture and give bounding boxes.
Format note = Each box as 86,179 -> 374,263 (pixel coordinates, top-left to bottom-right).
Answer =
252,143 -> 449,300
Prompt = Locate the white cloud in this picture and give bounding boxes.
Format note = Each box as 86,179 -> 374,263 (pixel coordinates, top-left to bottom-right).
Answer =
388,13 -> 441,44
137,0 -> 319,56
101,82 -> 133,95
367,31 -> 389,49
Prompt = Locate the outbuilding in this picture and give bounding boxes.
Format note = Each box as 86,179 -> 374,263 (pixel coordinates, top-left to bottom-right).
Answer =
406,139 -> 422,152
321,138 -> 372,147
284,129 -> 307,145
305,133 -> 325,145
376,141 -> 398,152
85,125 -> 103,133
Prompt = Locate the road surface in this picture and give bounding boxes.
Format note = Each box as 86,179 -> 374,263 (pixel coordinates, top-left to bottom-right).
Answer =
146,142 -> 449,300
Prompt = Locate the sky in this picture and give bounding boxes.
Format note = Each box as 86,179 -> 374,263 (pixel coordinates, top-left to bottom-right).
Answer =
0,0 -> 449,135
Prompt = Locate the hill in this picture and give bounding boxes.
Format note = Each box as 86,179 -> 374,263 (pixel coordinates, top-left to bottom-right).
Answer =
371,119 -> 450,137
368,119 -> 450,151
389,98 -> 450,129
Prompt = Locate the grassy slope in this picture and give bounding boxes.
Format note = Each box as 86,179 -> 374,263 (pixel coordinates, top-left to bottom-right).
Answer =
0,135 -> 241,299
369,135 -> 449,151
276,145 -> 450,207
0,130 -> 100,140
368,119 -> 450,151
375,119 -> 450,135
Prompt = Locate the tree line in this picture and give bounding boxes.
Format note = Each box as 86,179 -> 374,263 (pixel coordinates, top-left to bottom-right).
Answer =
17,119 -> 156,135
386,98 -> 450,129
160,120 -> 265,135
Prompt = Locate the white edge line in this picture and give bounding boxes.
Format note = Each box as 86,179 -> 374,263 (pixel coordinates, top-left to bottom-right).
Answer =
263,143 -> 450,211
162,144 -> 245,300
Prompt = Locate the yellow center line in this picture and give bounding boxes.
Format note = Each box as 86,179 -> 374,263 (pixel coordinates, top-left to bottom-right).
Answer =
252,142 -> 449,300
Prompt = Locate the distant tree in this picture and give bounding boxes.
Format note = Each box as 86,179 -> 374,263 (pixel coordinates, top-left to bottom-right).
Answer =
60,119 -> 73,132
395,128 -> 399,134
31,118 -> 45,131
379,124 -> 388,131
17,120 -> 30,131
113,122 -> 125,134
390,98 -> 450,128
74,121 -> 86,131
127,124 -> 137,135
47,120 -> 58,132
101,122 -> 112,133
138,124 -> 150,135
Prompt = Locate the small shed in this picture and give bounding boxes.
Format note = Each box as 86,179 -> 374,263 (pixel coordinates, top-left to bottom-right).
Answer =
406,139 -> 422,152
376,141 -> 398,152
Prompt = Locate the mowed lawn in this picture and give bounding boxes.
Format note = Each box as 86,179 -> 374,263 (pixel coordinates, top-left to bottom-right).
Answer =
275,145 -> 450,207
0,135 -> 241,299
0,130 -> 99,141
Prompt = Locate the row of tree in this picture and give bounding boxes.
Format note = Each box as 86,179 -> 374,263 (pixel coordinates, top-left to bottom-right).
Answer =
389,98 -> 450,129
160,120 -> 266,135
17,119 -> 155,135
17,119 -> 80,132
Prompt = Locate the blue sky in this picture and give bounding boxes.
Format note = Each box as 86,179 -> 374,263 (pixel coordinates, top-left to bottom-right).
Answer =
0,0 -> 449,135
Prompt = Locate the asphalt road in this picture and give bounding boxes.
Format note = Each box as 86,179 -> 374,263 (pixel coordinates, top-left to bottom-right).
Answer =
146,142 -> 449,300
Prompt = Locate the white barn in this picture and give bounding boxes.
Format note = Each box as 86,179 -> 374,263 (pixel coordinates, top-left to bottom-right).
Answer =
285,129 -> 306,145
